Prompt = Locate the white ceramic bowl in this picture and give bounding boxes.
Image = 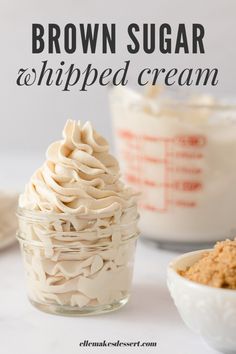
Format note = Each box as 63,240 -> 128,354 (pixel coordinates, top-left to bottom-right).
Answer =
167,249 -> 236,354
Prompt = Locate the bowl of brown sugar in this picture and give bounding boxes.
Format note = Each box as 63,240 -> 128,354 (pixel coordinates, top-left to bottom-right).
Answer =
167,239 -> 236,354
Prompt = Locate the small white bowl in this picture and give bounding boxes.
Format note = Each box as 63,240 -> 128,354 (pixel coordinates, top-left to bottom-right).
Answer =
167,249 -> 236,354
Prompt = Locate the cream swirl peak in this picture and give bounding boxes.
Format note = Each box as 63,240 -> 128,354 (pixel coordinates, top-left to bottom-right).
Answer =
19,120 -> 136,214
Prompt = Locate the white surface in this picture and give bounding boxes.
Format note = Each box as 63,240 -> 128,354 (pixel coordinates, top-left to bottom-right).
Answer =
0,153 -> 217,354
0,242 -> 217,354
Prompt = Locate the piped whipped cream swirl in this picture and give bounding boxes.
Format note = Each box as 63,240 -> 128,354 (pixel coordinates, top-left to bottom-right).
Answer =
19,120 -> 136,214
17,121 -> 139,310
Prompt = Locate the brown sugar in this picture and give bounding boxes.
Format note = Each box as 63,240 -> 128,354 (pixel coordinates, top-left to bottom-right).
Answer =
180,239 -> 236,289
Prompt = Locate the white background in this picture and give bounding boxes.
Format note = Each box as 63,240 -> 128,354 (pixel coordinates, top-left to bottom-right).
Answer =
0,2 -> 235,353
1,0 -> 236,154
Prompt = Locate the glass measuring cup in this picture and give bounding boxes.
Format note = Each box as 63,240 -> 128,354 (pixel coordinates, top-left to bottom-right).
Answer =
109,86 -> 236,251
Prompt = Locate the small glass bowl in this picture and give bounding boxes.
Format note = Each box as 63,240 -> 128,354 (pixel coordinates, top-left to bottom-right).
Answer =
17,206 -> 139,316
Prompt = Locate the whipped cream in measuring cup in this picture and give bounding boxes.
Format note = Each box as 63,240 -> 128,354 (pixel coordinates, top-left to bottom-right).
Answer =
110,86 -> 236,249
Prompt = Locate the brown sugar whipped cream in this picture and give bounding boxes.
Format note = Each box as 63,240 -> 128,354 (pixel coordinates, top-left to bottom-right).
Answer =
180,239 -> 236,289
17,120 -> 139,315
